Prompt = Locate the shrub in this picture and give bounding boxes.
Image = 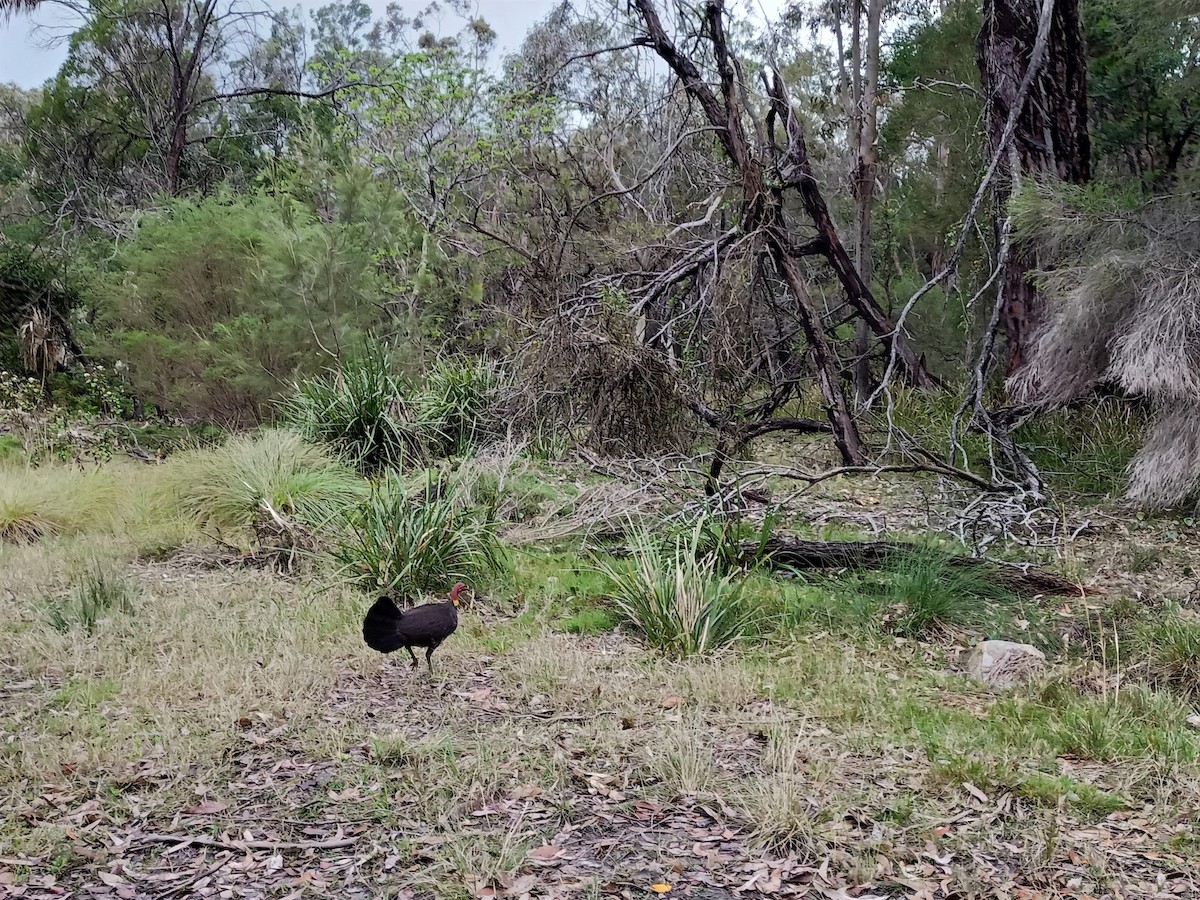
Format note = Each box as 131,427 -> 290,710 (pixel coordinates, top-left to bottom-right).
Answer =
327,471 -> 507,598
164,429 -> 365,542
598,524 -> 755,657
284,345 -> 426,473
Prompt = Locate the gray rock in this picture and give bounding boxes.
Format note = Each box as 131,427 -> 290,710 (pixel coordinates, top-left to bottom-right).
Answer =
966,639 -> 1046,688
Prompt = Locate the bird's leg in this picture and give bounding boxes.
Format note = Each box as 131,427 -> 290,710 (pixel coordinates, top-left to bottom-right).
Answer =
425,645 -> 435,676
406,646 -> 419,669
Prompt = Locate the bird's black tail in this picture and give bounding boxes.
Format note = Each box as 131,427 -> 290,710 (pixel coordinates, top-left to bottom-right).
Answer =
362,596 -> 405,653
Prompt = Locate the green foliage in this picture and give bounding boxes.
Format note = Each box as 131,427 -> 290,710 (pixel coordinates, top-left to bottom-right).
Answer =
287,349 -> 503,469
1134,611 -> 1200,701
1014,399 -> 1145,497
327,471 -> 507,597
0,371 -> 43,411
284,345 -> 425,473
88,184 -> 432,424
416,357 -> 503,457
164,429 -> 364,538
598,524 -> 756,657
1085,0 -> 1200,181
49,561 -> 138,634
560,608 -> 616,635
687,512 -> 777,576
0,434 -> 24,462
870,550 -> 1021,638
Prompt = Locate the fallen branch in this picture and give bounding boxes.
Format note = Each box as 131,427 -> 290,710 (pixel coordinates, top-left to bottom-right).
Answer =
131,832 -> 357,852
744,536 -> 1101,597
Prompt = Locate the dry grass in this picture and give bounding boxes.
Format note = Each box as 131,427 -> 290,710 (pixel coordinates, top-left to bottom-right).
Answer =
0,538 -> 362,797
4,478 -> 1200,897
0,464 -> 120,543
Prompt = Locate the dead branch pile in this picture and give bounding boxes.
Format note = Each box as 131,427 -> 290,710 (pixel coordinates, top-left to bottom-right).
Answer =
505,312 -> 697,456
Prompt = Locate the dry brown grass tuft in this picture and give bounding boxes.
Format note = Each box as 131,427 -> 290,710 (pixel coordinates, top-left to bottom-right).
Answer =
0,541 -> 361,796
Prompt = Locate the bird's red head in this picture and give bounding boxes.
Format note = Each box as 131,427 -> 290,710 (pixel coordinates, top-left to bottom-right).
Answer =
450,582 -> 468,606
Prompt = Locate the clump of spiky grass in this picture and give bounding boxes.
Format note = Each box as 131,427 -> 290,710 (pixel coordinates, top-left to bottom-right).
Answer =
0,465 -> 118,543
163,429 -> 365,542
326,470 -> 507,597
416,357 -> 503,457
49,560 -> 139,633
598,523 -> 756,657
284,344 -> 425,473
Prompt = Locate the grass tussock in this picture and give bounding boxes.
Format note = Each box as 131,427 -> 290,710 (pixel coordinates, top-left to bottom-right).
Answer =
416,356 -> 503,457
327,471 -> 507,597
0,465 -> 119,543
1132,610 -> 1200,701
284,345 -> 425,473
163,428 -> 365,540
285,347 -> 501,471
872,549 -> 1023,638
48,559 -> 139,633
599,523 -> 755,657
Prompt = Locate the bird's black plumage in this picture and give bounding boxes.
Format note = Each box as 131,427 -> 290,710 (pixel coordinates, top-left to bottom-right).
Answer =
362,587 -> 461,673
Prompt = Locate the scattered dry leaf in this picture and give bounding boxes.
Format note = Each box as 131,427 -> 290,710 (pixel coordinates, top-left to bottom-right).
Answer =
184,800 -> 228,815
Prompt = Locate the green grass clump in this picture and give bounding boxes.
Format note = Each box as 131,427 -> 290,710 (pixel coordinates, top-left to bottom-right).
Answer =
0,465 -> 118,543
416,357 -> 502,457
560,608 -> 616,635
1015,398 -> 1144,497
869,549 -> 1023,638
599,523 -> 756,657
1133,611 -> 1200,701
328,471 -> 507,597
284,344 -> 425,472
164,428 -> 365,539
49,561 -> 139,633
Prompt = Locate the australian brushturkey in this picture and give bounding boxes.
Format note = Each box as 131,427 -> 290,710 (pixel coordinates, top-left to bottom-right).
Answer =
362,582 -> 465,674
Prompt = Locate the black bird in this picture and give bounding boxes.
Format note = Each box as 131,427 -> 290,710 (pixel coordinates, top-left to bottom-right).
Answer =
362,582 -> 465,674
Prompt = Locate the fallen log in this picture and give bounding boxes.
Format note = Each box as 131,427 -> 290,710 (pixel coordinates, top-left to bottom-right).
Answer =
741,536 -> 1101,597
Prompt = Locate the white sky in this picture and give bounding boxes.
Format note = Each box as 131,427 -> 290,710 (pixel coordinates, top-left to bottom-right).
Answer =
0,0 -> 788,89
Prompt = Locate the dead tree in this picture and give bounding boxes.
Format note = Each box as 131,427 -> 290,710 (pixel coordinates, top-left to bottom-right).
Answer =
626,0 -> 936,480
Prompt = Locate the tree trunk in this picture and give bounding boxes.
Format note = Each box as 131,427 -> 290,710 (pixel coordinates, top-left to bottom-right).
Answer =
851,0 -> 883,403
977,0 -> 1090,377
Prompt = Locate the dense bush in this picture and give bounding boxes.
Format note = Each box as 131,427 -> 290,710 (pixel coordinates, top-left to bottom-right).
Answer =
85,184 -> 452,425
